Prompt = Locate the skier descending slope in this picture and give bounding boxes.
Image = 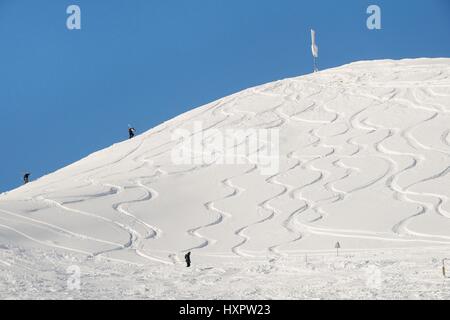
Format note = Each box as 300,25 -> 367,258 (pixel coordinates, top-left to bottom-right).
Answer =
128,126 -> 136,139
185,252 -> 191,268
23,172 -> 31,184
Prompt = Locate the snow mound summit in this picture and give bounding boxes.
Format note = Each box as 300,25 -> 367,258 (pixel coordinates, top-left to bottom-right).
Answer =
1,58 -> 450,264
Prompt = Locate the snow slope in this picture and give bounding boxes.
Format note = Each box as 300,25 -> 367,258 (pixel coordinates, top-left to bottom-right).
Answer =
1,58 -> 450,299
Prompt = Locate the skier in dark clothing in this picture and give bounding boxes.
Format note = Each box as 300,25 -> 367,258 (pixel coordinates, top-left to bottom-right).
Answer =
23,173 -> 31,185
128,127 -> 136,139
184,252 -> 191,268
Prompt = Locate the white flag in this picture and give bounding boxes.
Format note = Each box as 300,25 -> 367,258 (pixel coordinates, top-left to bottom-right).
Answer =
311,29 -> 319,58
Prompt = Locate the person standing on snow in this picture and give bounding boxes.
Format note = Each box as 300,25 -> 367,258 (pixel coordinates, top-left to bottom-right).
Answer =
23,173 -> 31,184
184,252 -> 191,268
128,127 -> 136,139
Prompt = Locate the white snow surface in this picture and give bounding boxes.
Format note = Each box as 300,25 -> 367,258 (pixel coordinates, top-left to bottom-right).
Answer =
1,58 -> 450,299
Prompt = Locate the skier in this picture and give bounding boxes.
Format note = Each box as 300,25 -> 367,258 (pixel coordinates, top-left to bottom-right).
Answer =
184,252 -> 191,268
23,173 -> 31,185
128,127 -> 136,139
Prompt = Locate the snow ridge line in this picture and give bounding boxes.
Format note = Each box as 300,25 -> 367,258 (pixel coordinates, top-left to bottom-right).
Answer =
34,133 -> 150,193
134,98 -> 235,162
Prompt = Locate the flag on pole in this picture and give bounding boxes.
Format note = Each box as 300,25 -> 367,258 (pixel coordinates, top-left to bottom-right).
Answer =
311,29 -> 319,58
310,29 -> 319,72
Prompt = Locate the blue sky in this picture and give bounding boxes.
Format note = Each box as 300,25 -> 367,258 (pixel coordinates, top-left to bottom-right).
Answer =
0,0 -> 449,192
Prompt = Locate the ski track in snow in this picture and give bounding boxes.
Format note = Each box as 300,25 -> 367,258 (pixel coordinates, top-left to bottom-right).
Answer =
104,182 -> 171,264
351,88 -> 450,242
1,59 -> 450,295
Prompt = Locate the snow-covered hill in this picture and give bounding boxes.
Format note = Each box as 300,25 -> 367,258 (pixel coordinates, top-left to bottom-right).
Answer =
1,58 -> 450,299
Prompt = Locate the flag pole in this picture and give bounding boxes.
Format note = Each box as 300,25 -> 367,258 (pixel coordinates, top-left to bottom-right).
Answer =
311,29 -> 319,72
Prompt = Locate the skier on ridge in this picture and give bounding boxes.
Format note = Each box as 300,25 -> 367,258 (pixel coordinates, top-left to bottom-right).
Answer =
128,126 -> 136,139
184,252 -> 191,268
23,172 -> 31,185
